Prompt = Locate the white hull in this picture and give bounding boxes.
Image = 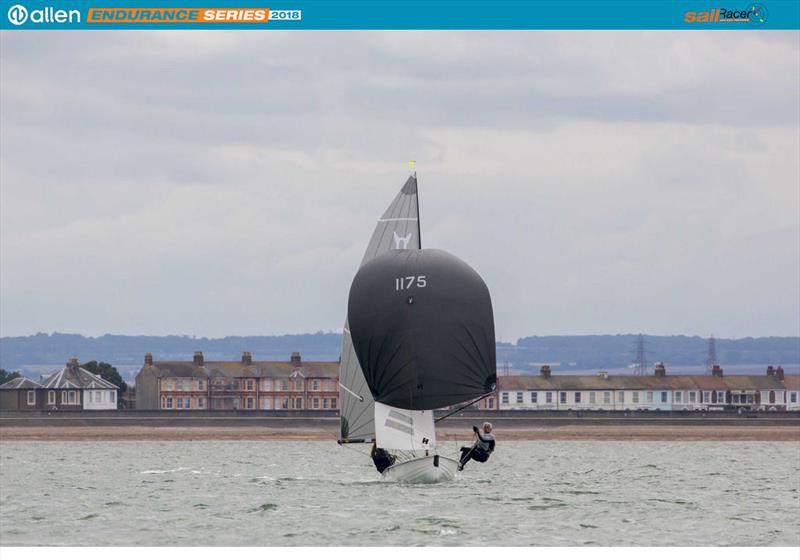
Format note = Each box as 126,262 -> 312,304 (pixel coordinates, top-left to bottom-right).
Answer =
381,455 -> 458,484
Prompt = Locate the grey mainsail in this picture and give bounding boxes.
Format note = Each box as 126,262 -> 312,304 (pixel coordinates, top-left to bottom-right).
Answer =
339,175 -> 421,443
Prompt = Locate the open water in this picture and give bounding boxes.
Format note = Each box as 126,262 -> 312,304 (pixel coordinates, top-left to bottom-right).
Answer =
1,440 -> 798,546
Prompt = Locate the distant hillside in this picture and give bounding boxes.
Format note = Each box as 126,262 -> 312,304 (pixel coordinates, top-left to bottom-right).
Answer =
1,332 -> 797,374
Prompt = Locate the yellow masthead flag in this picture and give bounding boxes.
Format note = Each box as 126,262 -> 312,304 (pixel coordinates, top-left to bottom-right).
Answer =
409,160 -> 416,171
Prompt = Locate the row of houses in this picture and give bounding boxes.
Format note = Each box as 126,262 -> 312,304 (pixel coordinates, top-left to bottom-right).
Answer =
2,352 -> 799,412
491,364 -> 800,412
0,358 -> 119,410
134,351 -> 340,411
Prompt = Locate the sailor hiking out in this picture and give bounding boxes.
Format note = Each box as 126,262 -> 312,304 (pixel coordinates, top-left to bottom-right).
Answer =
458,422 -> 495,471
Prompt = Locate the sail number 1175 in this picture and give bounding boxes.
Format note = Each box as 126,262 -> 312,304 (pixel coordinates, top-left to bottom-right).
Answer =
395,276 -> 427,291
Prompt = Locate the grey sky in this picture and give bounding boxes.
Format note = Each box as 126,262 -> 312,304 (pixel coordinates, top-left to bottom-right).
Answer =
1,31 -> 798,340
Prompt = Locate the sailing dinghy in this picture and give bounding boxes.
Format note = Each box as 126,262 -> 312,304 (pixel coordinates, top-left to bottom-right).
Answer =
338,173 -> 497,483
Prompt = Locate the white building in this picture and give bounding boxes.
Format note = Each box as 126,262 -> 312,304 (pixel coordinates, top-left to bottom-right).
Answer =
39,358 -> 119,410
497,365 -> 791,412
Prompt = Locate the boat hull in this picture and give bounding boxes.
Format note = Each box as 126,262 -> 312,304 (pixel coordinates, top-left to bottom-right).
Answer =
381,455 -> 458,484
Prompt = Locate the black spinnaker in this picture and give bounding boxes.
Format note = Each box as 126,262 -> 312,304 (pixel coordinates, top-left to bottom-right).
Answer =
348,248 -> 497,411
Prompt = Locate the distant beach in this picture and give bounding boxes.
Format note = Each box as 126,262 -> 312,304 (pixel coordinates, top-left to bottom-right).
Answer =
2,422 -> 798,442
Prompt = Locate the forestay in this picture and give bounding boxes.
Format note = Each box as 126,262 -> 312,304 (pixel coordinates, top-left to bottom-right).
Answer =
338,176 -> 421,443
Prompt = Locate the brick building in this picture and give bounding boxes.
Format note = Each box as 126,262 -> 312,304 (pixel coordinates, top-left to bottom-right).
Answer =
134,351 -> 339,411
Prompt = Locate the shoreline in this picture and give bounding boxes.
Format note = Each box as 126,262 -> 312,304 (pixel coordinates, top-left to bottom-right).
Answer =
2,424 -> 798,442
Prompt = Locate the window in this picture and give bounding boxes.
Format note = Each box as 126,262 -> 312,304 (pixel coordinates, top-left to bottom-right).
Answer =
313,398 -> 320,409
177,397 -> 183,409
247,380 -> 254,391
198,397 -> 205,409
282,398 -> 289,409
559,392 -> 567,404
48,391 -> 55,405
487,398 -> 495,409
717,391 -> 726,403
530,392 -> 537,403
545,392 -> 553,404
246,397 -> 254,409
574,392 -> 581,404
331,398 -> 337,409
791,392 -> 797,404
166,397 -> 173,409
632,392 -> 639,404
178,380 -> 183,391
603,392 -> 611,404
689,391 -> 696,403
769,391 -> 776,404
516,392 -> 523,404
675,392 -> 682,403
294,380 -> 303,391
647,391 -> 654,403
110,391 -> 116,403
501,392 -> 509,404
185,397 -> 191,409
589,392 -> 596,404
295,397 -> 303,409
312,380 -> 320,391
323,398 -> 329,409
262,379 -> 272,391
262,398 -> 271,409
27,391 -> 36,405
618,392 -> 625,403
282,380 -> 289,391
198,380 -> 204,390
703,391 -> 711,403
68,391 -> 76,404
660,391 -> 668,403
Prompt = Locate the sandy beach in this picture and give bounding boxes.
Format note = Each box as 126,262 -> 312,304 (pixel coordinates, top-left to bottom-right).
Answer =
2,424 -> 798,442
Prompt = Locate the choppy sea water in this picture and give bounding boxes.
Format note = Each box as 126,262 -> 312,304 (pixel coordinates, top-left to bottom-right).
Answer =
1,440 -> 798,546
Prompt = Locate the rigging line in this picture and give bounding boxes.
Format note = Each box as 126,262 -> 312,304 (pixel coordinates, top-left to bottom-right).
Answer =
339,382 -> 364,402
434,391 -> 494,424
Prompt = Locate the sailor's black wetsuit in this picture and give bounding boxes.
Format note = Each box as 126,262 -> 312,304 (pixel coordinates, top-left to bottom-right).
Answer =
459,428 -> 495,469
371,446 -> 396,474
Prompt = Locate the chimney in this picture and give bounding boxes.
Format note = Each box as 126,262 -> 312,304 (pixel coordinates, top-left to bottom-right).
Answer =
711,364 -> 723,377
539,365 -> 551,378
766,365 -> 774,376
290,352 -> 301,367
193,351 -> 204,366
776,366 -> 785,381
654,362 -> 666,377
242,351 -> 252,366
144,353 -> 153,366
67,357 -> 79,371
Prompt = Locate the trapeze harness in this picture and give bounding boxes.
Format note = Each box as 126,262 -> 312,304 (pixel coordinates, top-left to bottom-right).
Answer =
459,427 -> 495,469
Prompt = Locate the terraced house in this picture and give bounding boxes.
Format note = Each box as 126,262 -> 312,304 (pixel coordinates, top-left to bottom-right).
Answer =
0,358 -> 119,411
135,351 -> 339,411
494,364 -> 796,412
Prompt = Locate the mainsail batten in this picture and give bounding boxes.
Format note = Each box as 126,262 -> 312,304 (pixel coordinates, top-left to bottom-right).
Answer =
339,175 -> 421,443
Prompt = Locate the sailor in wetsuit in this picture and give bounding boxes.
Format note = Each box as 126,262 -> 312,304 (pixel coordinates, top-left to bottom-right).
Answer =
370,442 -> 396,474
458,422 -> 495,471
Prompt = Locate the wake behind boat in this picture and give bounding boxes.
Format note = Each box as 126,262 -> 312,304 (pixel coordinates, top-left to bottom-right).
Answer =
337,170 -> 497,483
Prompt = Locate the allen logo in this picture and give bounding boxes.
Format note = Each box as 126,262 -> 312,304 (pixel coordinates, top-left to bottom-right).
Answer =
393,231 -> 413,250
7,4 -> 28,25
7,4 -> 81,25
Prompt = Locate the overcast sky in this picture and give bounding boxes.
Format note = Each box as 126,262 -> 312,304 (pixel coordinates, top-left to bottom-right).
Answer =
1,31 -> 798,341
